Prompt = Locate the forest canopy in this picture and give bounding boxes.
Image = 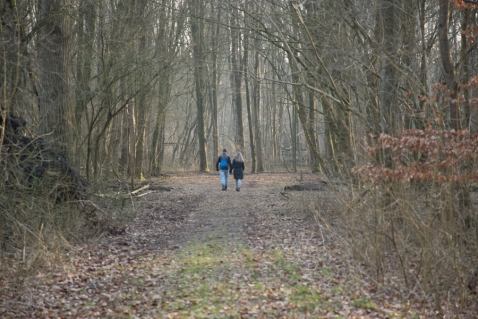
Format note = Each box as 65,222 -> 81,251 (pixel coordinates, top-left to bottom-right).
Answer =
1,0 -> 478,179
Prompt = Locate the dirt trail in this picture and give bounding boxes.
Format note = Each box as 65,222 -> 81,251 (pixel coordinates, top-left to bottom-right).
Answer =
1,173 -> 431,318
165,172 -> 296,246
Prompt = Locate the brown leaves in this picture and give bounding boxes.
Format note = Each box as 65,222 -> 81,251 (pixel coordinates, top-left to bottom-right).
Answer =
0,173 -> 452,318
352,129 -> 478,184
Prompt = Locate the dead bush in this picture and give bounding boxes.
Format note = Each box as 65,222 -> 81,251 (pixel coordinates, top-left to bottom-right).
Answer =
339,129 -> 478,314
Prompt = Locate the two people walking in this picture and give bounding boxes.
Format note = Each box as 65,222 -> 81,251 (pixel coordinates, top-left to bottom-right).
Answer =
216,149 -> 244,191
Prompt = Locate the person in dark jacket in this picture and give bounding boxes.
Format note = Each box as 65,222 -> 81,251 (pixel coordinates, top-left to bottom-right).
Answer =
216,148 -> 232,190
229,152 -> 245,191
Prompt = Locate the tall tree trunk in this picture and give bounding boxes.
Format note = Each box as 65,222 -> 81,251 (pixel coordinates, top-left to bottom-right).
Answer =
128,100 -> 136,177
74,1 -> 96,169
244,28 -> 256,172
211,5 -> 220,160
291,103 -> 297,172
151,111 -> 166,175
133,0 -> 148,178
253,44 -> 264,172
189,0 -> 208,171
379,0 -> 397,135
416,0 -> 429,130
308,89 -> 319,172
151,75 -> 171,175
438,0 -> 459,130
135,42 -> 147,178
75,1 -> 95,127
119,95 -> 129,175
460,8 -> 471,130
38,0 -> 72,155
271,78 -> 278,160
230,11 -> 245,154
303,0 -> 320,172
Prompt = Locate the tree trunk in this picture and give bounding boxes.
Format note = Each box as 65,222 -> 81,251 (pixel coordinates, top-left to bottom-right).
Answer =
38,0 -> 72,155
460,8 -> 471,130
379,0 -> 397,135
189,0 -> 208,171
244,29 -> 256,172
438,0 -> 459,130
74,1 -> 96,127
211,6 -> 220,161
230,11 -> 245,154
253,46 -> 264,172
135,37 -> 147,178
291,103 -> 297,173
151,111 -> 166,175
417,0 -> 429,130
0,1 -> 20,151
128,100 -> 136,177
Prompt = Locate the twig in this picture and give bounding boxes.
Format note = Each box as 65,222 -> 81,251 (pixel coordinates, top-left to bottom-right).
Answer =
137,191 -> 153,197
131,184 -> 150,195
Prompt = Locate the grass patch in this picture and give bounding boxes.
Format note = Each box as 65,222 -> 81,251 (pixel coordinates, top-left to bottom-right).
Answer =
352,298 -> 376,309
155,242 -> 344,317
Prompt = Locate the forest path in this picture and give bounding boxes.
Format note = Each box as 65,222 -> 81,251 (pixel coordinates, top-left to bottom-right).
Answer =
4,173 -> 422,318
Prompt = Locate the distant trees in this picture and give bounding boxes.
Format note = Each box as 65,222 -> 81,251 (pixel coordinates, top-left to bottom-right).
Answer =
1,0 -> 477,179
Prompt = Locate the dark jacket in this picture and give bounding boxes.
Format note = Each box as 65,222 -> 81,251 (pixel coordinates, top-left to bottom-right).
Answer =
230,159 -> 244,180
216,153 -> 232,171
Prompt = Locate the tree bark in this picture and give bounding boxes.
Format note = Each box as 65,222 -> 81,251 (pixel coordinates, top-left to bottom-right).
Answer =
438,0 -> 459,130
253,47 -> 264,172
244,27 -> 256,172
134,0 -> 148,178
460,8 -> 471,130
230,11 -> 245,154
379,0 -> 397,135
189,0 -> 208,171
211,5 -> 220,160
38,0 -> 72,155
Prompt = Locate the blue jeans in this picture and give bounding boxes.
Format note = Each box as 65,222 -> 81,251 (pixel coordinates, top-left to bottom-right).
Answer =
220,170 -> 229,186
236,179 -> 242,189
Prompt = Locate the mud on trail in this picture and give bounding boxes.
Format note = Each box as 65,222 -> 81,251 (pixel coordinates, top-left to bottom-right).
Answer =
2,173 -> 427,318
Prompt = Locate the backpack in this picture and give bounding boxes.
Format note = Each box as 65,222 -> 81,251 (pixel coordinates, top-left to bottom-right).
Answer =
219,155 -> 228,169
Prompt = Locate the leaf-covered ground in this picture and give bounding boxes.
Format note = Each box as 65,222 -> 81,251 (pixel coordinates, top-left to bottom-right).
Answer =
0,173 -> 468,318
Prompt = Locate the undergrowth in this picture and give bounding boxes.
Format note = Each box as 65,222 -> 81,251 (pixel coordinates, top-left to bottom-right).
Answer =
0,173 -> 134,283
304,128 -> 478,316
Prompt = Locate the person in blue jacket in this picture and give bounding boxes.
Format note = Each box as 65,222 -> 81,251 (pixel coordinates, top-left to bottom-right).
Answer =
216,148 -> 232,190
230,152 -> 245,191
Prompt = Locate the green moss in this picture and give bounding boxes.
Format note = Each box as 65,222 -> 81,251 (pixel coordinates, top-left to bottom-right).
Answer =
352,298 -> 376,309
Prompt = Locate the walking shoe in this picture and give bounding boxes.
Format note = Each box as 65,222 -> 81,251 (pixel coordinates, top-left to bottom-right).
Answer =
222,185 -> 225,190
225,185 -> 227,190
236,188 -> 240,191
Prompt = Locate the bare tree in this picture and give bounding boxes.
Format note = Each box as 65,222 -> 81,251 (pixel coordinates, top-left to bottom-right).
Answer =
38,0 -> 72,154
210,3 -> 221,160
189,0 -> 209,171
253,37 -> 264,172
438,0 -> 459,130
230,7 -> 245,154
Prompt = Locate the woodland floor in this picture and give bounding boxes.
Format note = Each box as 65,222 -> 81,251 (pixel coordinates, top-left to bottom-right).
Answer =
0,172 -> 474,318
